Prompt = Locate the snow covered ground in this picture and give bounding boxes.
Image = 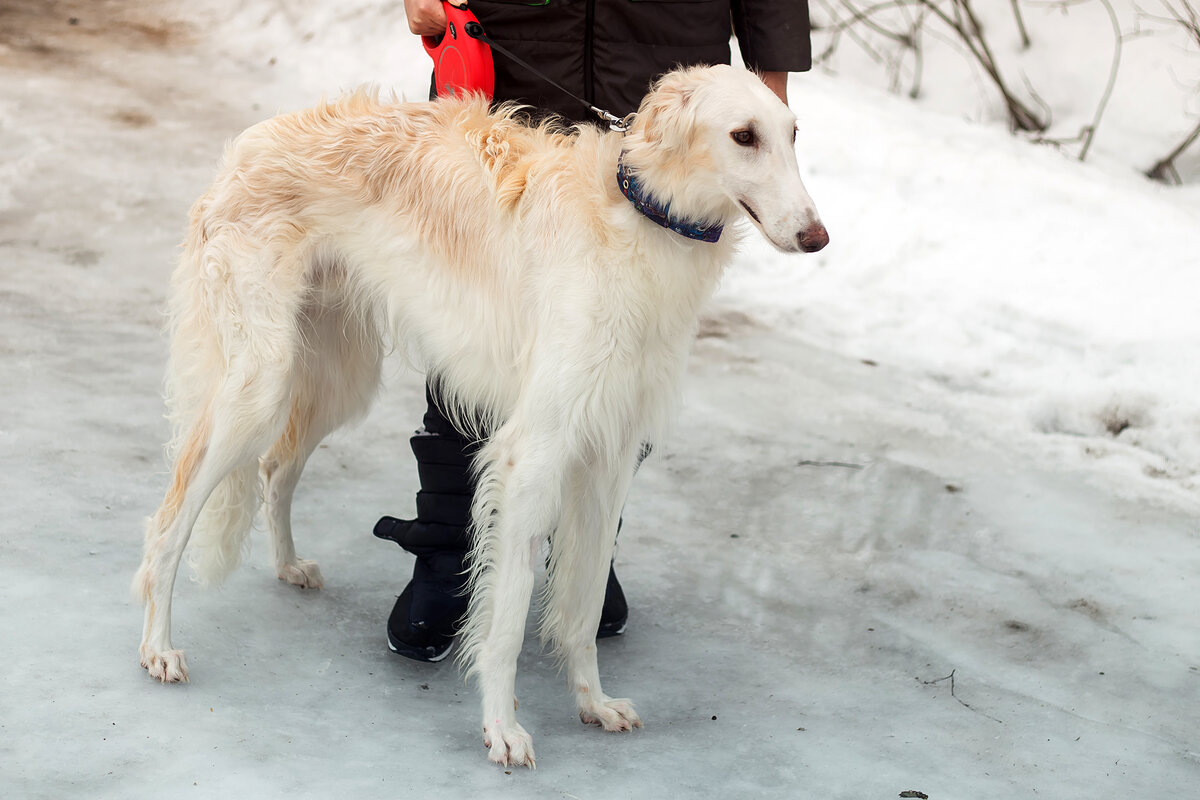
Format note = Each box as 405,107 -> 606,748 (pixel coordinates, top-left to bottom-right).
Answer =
1,1 -> 1197,797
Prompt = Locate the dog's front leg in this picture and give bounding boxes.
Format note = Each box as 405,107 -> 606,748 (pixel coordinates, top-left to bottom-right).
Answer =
546,456 -> 643,733
475,534 -> 538,767
464,429 -> 565,768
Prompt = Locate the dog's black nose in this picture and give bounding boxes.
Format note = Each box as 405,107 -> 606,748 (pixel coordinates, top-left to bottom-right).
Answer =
797,223 -> 829,253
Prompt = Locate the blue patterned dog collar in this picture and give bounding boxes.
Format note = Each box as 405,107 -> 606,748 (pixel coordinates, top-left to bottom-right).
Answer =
616,153 -> 723,243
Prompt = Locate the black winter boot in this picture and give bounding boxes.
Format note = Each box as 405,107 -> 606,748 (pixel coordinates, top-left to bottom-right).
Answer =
374,427 -> 477,662
377,388 -> 631,662
596,561 -> 628,638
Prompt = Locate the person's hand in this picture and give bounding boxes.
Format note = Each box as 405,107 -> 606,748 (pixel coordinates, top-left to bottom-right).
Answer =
405,0 -> 448,37
761,71 -> 788,106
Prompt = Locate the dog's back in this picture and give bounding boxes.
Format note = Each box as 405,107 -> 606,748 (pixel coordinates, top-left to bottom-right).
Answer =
197,92 -> 612,277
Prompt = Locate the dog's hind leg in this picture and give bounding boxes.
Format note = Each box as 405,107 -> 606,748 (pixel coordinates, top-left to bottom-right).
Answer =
260,395 -> 327,590
461,424 -> 571,768
543,450 -> 642,732
261,300 -> 382,589
135,355 -> 297,683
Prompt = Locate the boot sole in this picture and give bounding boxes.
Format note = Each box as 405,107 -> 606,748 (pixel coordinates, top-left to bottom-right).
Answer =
596,618 -> 628,639
386,630 -> 454,663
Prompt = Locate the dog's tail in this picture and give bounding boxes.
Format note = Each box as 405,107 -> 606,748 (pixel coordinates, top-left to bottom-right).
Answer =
159,191 -> 262,587
184,463 -> 259,587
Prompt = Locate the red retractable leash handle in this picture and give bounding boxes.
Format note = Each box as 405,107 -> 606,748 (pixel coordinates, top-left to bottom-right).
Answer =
421,0 -> 628,130
422,0 -> 495,100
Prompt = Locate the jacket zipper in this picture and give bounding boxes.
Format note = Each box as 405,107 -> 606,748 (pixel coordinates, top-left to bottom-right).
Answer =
583,0 -> 595,104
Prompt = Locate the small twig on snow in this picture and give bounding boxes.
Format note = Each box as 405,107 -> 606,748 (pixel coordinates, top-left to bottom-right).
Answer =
922,669 -> 1004,723
797,460 -> 865,469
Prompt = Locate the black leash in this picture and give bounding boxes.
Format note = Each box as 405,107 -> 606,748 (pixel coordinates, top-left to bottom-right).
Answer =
463,21 -> 631,132
463,17 -> 721,242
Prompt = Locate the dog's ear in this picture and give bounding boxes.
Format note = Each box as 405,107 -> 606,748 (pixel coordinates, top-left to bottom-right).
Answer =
631,67 -> 703,153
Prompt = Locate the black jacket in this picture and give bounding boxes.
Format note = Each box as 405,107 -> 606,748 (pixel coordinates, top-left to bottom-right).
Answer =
461,0 -> 811,123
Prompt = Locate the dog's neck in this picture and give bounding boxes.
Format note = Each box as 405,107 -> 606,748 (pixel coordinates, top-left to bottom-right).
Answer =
616,152 -> 723,244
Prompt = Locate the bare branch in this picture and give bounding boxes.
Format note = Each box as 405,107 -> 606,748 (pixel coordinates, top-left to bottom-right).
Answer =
1144,0 -> 1200,46
1079,0 -> 1124,161
1011,0 -> 1032,49
815,0 -> 1200,182
1021,71 -> 1055,131
909,13 -> 926,98
916,0 -> 1047,131
1138,0 -> 1200,181
1147,119 -> 1200,183
837,0 -> 919,46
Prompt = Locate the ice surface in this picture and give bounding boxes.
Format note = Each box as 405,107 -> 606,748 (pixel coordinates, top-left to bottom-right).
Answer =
1,2 -> 1197,798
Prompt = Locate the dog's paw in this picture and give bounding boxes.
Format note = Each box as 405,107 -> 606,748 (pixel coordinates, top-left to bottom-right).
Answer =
579,697 -> 642,732
140,647 -> 189,683
277,559 -> 324,589
483,720 -> 536,768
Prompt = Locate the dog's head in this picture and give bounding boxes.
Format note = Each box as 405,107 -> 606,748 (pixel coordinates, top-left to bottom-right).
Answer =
623,65 -> 827,254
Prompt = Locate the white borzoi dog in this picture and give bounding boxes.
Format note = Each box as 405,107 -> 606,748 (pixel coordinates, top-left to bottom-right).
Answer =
134,64 -> 827,767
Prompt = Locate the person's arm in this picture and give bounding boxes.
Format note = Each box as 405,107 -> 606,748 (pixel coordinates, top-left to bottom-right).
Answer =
760,71 -> 788,105
731,0 -> 812,105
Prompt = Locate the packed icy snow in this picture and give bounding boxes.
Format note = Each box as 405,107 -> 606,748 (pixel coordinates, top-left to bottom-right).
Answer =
2,1 -> 1197,797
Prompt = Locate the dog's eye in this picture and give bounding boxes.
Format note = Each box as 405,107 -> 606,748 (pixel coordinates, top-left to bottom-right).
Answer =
730,129 -> 755,146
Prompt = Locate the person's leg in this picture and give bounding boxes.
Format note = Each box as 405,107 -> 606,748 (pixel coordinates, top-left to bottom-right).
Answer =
374,386 -> 478,662
375,384 -> 631,662
596,442 -> 652,637
596,532 -> 628,638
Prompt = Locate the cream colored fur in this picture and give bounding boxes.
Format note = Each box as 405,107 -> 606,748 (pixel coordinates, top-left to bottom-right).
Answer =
133,64 -> 826,767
